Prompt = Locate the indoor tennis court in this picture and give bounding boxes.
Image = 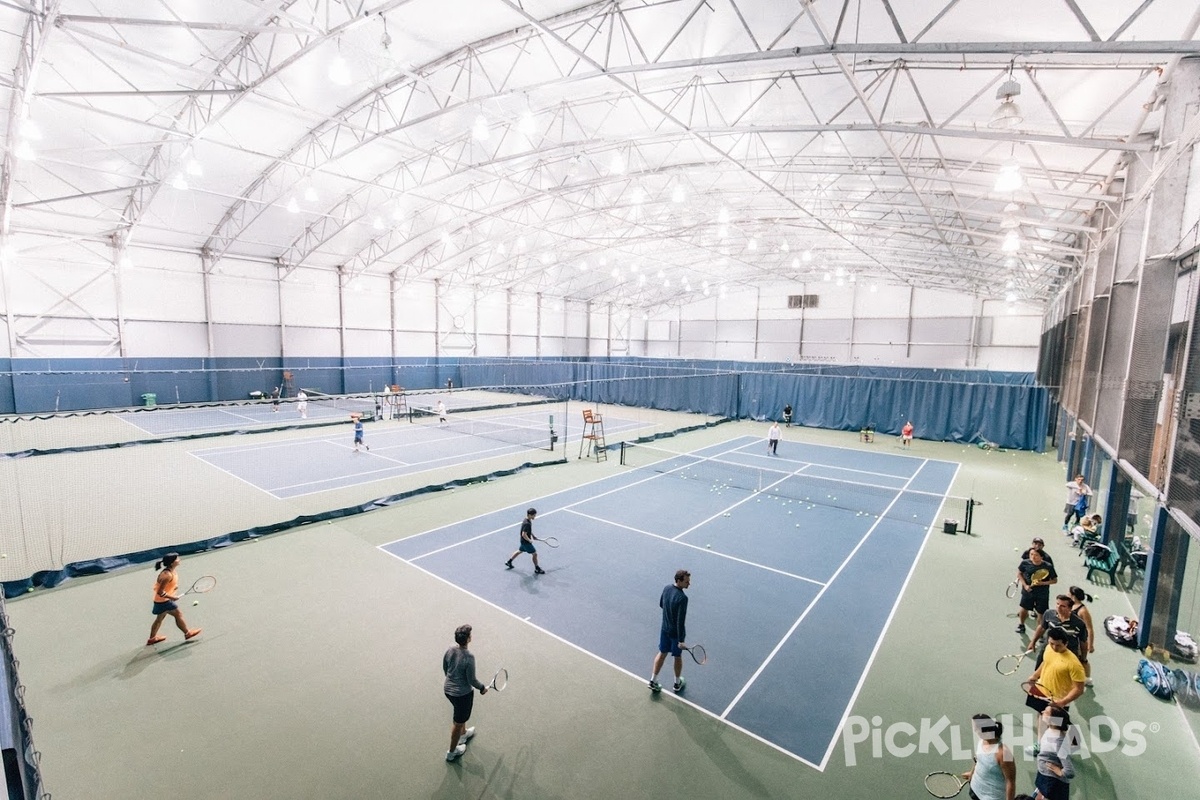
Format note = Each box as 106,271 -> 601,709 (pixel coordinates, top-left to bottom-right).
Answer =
3,4 -> 1200,800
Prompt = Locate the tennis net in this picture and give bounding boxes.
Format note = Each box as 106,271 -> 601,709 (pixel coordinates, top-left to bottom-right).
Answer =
618,441 -> 906,517
300,390 -> 380,419
409,404 -> 555,451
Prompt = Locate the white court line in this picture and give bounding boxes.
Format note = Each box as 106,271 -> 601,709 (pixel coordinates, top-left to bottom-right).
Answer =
564,508 -> 825,587
185,450 -> 280,499
719,457 -> 931,721
669,463 -> 812,542
653,445 -> 956,502
815,460 -> 961,770
390,439 -> 758,559
270,441 -> 534,497
376,546 -> 824,770
730,446 -> 912,482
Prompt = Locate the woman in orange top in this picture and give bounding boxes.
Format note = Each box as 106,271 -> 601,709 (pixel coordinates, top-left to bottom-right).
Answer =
147,553 -> 202,646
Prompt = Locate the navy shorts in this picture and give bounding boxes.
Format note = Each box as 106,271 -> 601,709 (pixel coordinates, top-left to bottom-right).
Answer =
446,691 -> 474,724
1035,769 -> 1069,800
519,539 -> 536,554
354,434 -> 364,443
658,630 -> 682,657
152,600 -> 178,615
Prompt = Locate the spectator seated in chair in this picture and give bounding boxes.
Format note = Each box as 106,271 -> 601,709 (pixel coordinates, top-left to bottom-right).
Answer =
1070,514 -> 1102,547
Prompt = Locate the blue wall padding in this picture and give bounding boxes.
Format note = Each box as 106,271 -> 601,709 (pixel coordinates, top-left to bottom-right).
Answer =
0,356 -> 1048,449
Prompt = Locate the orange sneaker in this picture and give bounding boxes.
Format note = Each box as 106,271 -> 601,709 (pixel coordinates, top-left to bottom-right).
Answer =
184,628 -> 203,641
146,635 -> 167,645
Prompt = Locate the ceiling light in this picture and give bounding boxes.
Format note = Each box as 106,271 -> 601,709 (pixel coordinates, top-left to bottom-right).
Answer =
989,77 -> 1023,130
781,241 -> 789,253
836,277 -> 845,287
579,261 -> 588,271
495,243 -> 506,255
823,272 -> 832,282
718,226 -> 728,239
718,208 -> 730,224
372,216 -> 384,230
14,141 -> 36,161
1006,292 -> 1017,303
671,186 -> 685,203
802,250 -> 813,263
747,238 -> 757,251
328,56 -> 352,86
1002,230 -> 1021,252
286,197 -> 299,214
170,173 -> 188,190
638,274 -> 646,285
304,186 -> 319,203
518,113 -> 535,135
792,258 -> 800,269
994,161 -> 1022,193
869,283 -> 878,293
611,268 -> 620,278
18,118 -> 40,141
609,154 -> 625,175
472,115 -> 490,141
540,253 -> 552,265
185,159 -> 203,177
630,187 -> 645,204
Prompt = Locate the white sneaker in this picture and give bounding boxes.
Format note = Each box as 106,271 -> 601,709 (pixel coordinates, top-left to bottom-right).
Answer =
1085,678 -> 1094,687
462,727 -> 475,743
446,744 -> 466,762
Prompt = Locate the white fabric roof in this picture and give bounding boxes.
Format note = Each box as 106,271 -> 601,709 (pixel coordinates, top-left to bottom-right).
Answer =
2,0 -> 1199,310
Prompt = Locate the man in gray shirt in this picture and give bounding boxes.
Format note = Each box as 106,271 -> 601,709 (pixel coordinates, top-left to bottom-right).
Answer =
443,624 -> 488,762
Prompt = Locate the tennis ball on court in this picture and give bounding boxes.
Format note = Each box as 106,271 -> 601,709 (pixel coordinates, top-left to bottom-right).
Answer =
0,554 -> 6,558
26,587 -> 32,592
705,544 -> 711,549
193,600 -> 199,606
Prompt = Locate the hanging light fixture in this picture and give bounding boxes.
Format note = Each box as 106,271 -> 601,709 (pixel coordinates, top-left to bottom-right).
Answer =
1002,230 -> 1021,252
989,67 -> 1023,130
1000,202 -> 1021,229
994,160 -> 1023,193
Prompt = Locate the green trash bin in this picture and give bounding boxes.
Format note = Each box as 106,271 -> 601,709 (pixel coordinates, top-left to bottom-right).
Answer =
141,393 -> 157,407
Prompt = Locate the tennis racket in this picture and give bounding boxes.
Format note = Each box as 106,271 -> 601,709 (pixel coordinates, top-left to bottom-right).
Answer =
536,536 -> 559,548
1005,578 -> 1018,599
995,651 -> 1030,675
1029,568 -> 1051,586
488,667 -> 508,692
924,771 -> 967,798
183,576 -> 216,595
683,644 -> 707,665
1022,679 -> 1053,711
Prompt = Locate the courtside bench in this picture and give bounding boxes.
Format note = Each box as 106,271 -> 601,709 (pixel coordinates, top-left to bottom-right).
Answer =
1084,542 -> 1120,585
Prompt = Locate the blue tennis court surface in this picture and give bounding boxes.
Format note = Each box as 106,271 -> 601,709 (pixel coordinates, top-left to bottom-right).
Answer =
380,436 -> 958,767
189,411 -> 658,499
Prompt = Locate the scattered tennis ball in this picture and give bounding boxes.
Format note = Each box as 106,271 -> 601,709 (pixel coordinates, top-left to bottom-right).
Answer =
26,587 -> 32,592
0,554 -> 6,558
193,600 -> 200,606
705,544 -> 712,549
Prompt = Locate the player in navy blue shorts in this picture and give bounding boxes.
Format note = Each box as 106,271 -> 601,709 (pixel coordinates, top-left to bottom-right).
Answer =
504,508 -> 545,575
352,414 -> 369,452
650,569 -> 691,694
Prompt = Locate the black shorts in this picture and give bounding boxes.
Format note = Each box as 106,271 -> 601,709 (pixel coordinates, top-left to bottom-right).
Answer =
446,691 -> 474,725
1035,770 -> 1069,800
152,600 -> 178,615
1020,592 -> 1049,615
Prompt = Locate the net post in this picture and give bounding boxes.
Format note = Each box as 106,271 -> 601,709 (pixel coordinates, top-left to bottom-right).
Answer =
619,441 -> 628,466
